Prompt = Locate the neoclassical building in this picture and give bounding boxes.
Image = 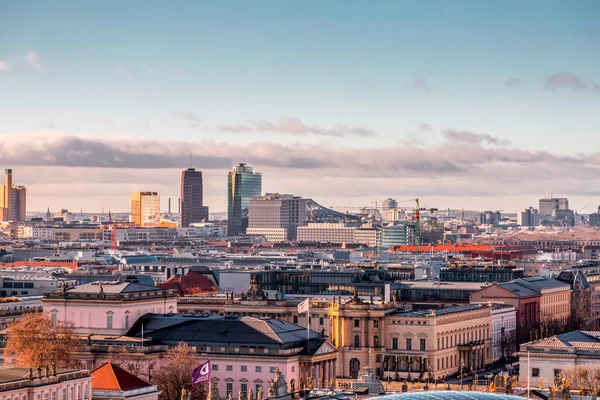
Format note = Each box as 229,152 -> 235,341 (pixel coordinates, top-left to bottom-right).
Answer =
178,278 -> 494,381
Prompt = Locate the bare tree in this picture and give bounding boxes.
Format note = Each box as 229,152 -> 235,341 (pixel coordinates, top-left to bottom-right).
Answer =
108,347 -> 157,382
561,365 -> 600,396
4,312 -> 79,369
501,330 -> 518,361
153,343 -> 206,400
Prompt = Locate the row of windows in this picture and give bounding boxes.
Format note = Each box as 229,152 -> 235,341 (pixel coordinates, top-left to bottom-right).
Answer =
226,383 -> 263,398
389,337 -> 426,351
212,365 -> 278,373
2,282 -> 35,288
437,329 -> 489,350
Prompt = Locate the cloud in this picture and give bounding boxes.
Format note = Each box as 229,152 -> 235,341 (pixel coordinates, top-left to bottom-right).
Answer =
141,62 -> 151,73
217,116 -> 376,137
24,51 -> 43,72
0,61 -> 11,72
414,76 -> 431,90
443,129 -> 512,146
417,123 -> 432,133
545,72 -> 587,91
505,77 -> 524,89
592,82 -> 600,93
173,112 -> 202,124
7,131 -> 600,212
40,121 -> 56,130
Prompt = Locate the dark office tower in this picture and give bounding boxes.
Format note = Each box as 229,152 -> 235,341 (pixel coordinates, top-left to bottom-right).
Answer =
180,168 -> 209,227
227,163 -> 262,235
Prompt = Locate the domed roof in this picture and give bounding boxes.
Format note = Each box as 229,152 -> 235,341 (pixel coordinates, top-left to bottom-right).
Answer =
370,391 -> 525,400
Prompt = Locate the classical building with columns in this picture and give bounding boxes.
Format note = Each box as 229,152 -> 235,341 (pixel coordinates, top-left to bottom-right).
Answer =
382,305 -> 492,381
177,278 -> 495,382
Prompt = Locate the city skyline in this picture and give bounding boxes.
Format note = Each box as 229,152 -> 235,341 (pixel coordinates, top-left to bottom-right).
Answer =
1,1 -> 600,212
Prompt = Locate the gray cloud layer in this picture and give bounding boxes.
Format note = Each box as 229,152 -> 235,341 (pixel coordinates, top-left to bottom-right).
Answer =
545,72 -> 587,91
217,116 -> 376,137
1,132 -> 598,177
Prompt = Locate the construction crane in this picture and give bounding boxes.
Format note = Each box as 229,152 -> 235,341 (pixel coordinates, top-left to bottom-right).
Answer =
330,198 -> 438,250
414,198 -> 438,251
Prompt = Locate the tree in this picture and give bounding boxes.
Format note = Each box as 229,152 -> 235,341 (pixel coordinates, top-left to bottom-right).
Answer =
108,347 -> 157,382
561,365 -> 600,396
154,343 -> 206,400
4,312 -> 79,369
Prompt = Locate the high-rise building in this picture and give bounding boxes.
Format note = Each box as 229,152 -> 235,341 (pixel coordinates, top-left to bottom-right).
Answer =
539,197 -> 569,216
0,169 -> 27,221
130,191 -> 160,227
518,206 -> 539,227
227,163 -> 262,235
247,193 -> 307,241
180,168 -> 209,227
382,198 -> 398,212
589,207 -> 600,227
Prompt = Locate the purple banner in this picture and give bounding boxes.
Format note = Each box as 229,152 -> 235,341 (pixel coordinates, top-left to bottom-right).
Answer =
192,361 -> 210,387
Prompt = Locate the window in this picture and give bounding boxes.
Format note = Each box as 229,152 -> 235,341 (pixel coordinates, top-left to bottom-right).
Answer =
554,369 -> 562,378
125,315 -> 129,329
291,366 -> 295,372
255,366 -> 262,372
319,317 -> 324,325
354,335 -> 360,348
392,338 -> 398,350
212,364 -> 219,371
227,365 -> 233,371
106,315 -> 113,329
226,383 -> 233,397
420,339 -> 426,351
530,368 -> 540,377
374,320 -> 379,328
241,383 -> 247,398
374,336 -> 379,348
51,313 -> 57,326
241,366 -> 247,372
270,367 -> 276,373
293,316 -> 298,324
354,319 -> 360,328
406,338 -> 412,350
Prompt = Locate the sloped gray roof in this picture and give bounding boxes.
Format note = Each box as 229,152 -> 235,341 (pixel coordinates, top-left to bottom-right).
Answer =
127,314 -> 322,349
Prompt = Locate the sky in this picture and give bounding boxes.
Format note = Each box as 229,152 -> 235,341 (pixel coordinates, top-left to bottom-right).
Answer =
1,0 -> 599,214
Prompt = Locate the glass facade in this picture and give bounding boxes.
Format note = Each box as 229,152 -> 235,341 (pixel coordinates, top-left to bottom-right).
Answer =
227,163 -> 262,235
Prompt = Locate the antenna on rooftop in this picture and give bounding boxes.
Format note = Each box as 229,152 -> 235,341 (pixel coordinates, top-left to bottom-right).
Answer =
189,151 -> 193,168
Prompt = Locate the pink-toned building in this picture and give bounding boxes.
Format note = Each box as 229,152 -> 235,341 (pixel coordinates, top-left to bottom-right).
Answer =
42,282 -> 178,335
86,314 -> 337,399
0,368 -> 91,400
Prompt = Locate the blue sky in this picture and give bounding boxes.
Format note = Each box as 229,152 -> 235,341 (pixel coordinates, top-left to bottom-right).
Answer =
1,1 -> 599,212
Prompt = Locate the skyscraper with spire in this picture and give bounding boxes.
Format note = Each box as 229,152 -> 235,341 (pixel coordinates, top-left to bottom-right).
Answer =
180,168 -> 208,227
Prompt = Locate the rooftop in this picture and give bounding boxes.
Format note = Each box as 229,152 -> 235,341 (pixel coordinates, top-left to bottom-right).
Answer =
91,362 -> 151,391
392,281 -> 489,291
370,392 -> 527,400
387,304 -> 487,318
525,330 -> 600,349
127,314 -> 328,350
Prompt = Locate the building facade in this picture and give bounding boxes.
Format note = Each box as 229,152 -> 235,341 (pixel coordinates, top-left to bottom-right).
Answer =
227,163 -> 262,235
180,168 -> 209,227
0,368 -> 91,400
130,192 -> 160,227
0,169 -> 27,222
247,193 -> 307,241
297,223 -> 356,244
517,207 -> 539,227
42,282 -> 178,335
518,331 -> 600,388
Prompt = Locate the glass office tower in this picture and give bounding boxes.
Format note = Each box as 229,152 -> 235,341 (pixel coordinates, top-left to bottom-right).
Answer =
227,163 -> 262,235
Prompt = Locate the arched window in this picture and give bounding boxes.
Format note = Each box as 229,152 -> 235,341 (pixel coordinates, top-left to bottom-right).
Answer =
349,358 -> 361,379
373,335 -> 379,348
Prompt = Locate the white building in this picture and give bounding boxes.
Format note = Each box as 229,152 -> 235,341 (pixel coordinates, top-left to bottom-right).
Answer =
177,223 -> 226,239
42,282 -> 178,335
21,225 -> 54,240
490,304 -> 517,361
518,331 -> 600,387
245,227 -> 288,243
247,193 -> 307,241
297,223 -> 355,244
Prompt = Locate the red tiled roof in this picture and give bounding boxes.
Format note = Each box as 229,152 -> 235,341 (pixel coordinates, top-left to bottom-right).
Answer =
91,362 -> 151,391
158,272 -> 218,295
